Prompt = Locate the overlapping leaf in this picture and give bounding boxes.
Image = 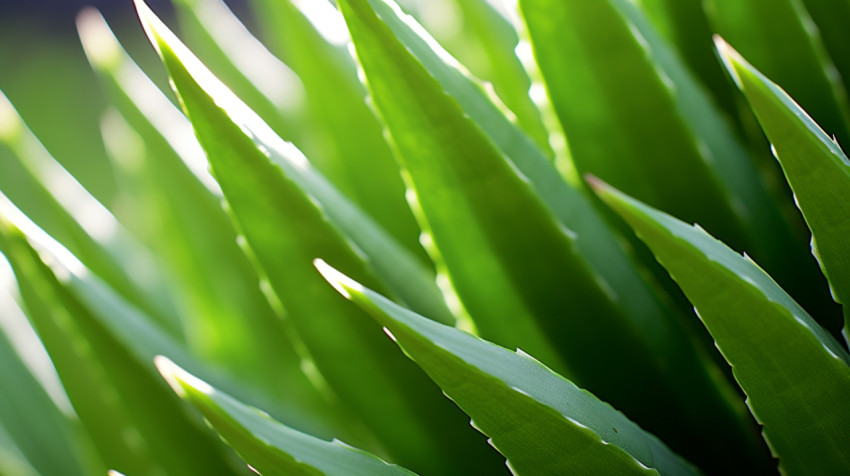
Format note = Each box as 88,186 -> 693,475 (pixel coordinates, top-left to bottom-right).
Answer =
156,357 -> 416,476
519,0 -> 839,334
718,39 -> 850,336
0,212 -> 243,476
336,0 -> 766,470
593,179 -> 850,475
76,10 -> 333,424
136,3 -> 500,473
317,260 -> 699,476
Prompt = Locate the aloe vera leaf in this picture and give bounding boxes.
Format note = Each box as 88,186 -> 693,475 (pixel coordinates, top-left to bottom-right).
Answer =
635,0 -> 743,129
0,92 -> 183,337
76,10 -> 331,419
520,0 -> 841,335
0,214 -> 243,476
136,3 -> 501,472
336,0 -> 773,471
170,0 -> 306,142
156,357 -> 417,476
798,0 -> 850,99
317,261 -> 701,476
705,0 -> 850,148
593,179 -> 850,475
140,2 -> 452,327
244,0 -> 427,265
0,286 -> 94,476
718,39 -> 850,336
440,0 -> 553,157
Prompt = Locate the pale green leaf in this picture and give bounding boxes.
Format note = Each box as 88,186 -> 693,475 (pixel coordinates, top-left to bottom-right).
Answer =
0,213 -> 243,476
76,10 -> 334,425
136,3 -> 500,472
156,357 -> 416,476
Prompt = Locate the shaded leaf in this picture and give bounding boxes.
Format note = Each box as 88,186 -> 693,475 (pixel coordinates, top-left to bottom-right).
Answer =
717,39 -> 850,336
593,178 -> 850,475
336,0 -> 768,471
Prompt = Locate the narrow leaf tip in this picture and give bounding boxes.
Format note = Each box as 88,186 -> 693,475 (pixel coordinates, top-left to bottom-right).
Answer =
154,356 -> 212,398
313,259 -> 359,299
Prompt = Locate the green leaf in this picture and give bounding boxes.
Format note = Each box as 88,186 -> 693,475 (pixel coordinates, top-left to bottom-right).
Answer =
0,92 -> 184,337
0,211 -> 242,476
244,0 -> 427,265
317,260 -> 699,476
592,178 -> 850,475
156,357 -> 416,476
336,1 -> 768,471
705,0 -> 850,147
0,285 -> 95,476
76,9 -> 334,425
797,0 -> 850,100
135,3 -> 501,473
170,0 -> 306,143
717,39 -> 850,337
519,0 -> 839,334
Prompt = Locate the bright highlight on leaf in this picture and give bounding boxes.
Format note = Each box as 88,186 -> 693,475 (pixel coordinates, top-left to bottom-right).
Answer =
154,356 -> 416,476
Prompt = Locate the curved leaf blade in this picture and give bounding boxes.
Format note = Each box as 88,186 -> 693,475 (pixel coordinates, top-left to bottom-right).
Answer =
76,10 -> 334,427
593,179 -> 850,475
156,357 -> 416,476
717,39 -> 850,336
705,0 -> 850,147
317,260 -> 699,476
135,3 -> 500,473
336,1 -> 767,471
0,212 -> 242,476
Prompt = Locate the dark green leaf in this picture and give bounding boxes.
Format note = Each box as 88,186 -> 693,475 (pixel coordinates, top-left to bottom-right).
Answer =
718,38 -> 850,337
317,260 -> 699,476
593,178 -> 850,475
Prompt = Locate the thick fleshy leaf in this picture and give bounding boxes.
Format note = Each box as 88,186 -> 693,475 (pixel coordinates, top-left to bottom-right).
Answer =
519,0 -> 840,334
136,3 -> 502,473
593,179 -> 850,475
244,0 -> 427,264
170,0 -> 306,142
336,0 -> 769,471
0,92 -> 183,336
718,39 -> 850,336
77,9 -> 333,425
317,261 -> 698,476
0,212 -> 243,476
705,0 -> 850,147
156,357 -> 416,476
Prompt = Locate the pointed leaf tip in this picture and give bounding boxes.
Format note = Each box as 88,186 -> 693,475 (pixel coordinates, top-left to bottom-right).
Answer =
154,356 -> 212,399
313,259 -> 358,299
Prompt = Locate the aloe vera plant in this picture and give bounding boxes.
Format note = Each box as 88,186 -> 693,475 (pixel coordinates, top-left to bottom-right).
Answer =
1,0 -> 849,474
